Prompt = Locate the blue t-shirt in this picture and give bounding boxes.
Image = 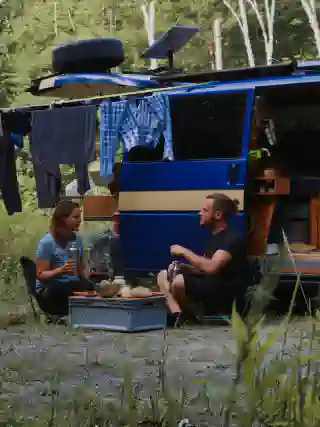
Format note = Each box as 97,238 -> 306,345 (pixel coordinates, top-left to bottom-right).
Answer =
35,232 -> 84,292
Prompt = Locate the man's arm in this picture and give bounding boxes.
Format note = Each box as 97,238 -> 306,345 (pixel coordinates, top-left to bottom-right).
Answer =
170,244 -> 232,275
181,248 -> 232,275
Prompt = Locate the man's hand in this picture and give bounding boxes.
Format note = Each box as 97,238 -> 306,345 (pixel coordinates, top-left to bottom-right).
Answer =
170,245 -> 187,257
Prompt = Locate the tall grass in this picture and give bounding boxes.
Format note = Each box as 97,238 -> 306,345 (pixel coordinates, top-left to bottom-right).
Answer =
0,205 -> 48,302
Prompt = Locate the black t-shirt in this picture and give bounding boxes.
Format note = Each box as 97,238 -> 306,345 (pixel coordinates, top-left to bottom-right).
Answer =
204,227 -> 248,284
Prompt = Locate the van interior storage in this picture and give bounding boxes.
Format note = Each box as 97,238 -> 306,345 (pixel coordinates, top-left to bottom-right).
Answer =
248,83 -> 320,278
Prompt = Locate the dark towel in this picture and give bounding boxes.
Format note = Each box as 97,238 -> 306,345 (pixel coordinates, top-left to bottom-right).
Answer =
30,105 -> 96,165
0,133 -> 22,215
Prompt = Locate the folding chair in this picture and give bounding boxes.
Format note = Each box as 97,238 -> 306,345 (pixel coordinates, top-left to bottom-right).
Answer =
20,256 -> 61,323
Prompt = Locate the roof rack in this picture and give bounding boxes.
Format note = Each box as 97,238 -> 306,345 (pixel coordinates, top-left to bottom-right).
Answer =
296,60 -> 320,73
153,60 -> 298,84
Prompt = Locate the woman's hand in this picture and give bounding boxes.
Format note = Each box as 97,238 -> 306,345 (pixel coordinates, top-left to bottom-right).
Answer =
59,260 -> 77,275
37,259 -> 75,281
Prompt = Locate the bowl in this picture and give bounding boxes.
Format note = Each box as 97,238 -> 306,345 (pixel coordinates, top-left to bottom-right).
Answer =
96,280 -> 121,298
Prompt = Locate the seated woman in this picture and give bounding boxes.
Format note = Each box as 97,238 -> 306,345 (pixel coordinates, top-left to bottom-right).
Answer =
35,200 -> 94,316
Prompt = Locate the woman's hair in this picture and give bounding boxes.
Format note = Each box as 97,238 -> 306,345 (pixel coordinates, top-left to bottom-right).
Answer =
50,200 -> 80,235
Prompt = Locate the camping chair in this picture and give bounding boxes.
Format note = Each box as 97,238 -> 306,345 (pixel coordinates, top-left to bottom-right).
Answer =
20,256 -> 56,323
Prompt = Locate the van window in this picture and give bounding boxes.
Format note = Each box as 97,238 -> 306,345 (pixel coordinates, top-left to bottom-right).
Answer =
126,138 -> 165,162
170,92 -> 248,160
126,91 -> 248,163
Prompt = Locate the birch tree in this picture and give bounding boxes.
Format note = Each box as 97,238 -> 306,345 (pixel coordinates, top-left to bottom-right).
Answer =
213,18 -> 223,69
140,0 -> 158,69
246,0 -> 276,64
299,0 -> 320,56
222,0 -> 255,66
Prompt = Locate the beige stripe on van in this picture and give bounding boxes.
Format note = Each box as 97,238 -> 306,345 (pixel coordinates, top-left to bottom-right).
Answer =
118,189 -> 244,212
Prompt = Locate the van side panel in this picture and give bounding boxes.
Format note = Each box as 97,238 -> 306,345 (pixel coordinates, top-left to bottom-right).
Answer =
119,212 -> 245,272
120,159 -> 247,192
119,89 -> 254,274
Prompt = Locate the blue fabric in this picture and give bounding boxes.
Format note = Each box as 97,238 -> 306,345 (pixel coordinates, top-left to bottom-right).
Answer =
30,105 -> 96,165
99,93 -> 173,178
11,133 -> 24,149
33,162 -> 61,209
147,94 -> 173,160
35,232 -> 84,292
100,100 -> 128,178
75,163 -> 91,195
30,106 -> 95,205
120,100 -> 140,151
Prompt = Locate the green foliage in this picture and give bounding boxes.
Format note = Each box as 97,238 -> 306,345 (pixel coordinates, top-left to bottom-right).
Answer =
0,2 -> 319,425
0,0 -> 317,107
225,307 -> 320,426
0,204 -> 48,297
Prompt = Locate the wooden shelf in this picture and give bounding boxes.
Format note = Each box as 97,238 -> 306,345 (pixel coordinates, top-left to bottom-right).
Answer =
252,176 -> 290,196
254,176 -> 282,180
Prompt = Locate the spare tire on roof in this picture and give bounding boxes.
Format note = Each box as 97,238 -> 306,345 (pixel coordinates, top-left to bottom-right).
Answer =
52,38 -> 125,74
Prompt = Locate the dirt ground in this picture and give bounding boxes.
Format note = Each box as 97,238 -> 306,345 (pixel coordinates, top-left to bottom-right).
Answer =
0,320 -> 305,424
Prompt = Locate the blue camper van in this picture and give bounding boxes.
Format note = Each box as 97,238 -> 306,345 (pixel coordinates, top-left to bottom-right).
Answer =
27,28 -> 320,306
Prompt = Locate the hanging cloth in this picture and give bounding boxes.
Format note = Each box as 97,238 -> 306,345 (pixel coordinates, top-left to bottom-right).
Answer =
30,105 -> 96,165
146,94 -> 173,160
100,100 -> 128,178
99,93 -> 174,179
0,111 -> 31,215
29,105 -> 96,208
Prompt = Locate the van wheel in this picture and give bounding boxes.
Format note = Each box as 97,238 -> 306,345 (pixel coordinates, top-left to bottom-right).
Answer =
52,39 -> 125,74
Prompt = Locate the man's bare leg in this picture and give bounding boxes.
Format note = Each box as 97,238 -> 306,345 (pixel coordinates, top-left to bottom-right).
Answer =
171,274 -> 190,311
157,270 -> 181,313
172,274 -> 203,319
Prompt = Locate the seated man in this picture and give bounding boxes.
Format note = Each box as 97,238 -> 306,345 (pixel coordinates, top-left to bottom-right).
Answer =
157,192 -> 250,320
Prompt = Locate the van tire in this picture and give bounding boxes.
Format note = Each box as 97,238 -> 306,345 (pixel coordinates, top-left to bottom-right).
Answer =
52,39 -> 125,74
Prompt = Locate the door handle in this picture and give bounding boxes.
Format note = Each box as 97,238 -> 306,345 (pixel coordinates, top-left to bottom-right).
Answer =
228,163 -> 240,185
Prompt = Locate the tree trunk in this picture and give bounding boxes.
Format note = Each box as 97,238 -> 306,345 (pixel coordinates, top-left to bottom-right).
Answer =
213,18 -> 223,69
300,0 -> 320,57
141,1 -> 158,70
246,0 -> 276,65
222,0 -> 255,66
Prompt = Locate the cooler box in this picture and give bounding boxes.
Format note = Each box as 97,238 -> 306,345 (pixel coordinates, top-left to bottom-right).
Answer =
69,296 -> 167,332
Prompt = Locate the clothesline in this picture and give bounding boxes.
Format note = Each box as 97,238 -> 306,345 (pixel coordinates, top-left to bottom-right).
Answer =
0,82 -> 196,114
0,89 -> 176,216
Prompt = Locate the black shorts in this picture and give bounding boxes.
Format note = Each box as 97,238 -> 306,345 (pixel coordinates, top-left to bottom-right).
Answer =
182,271 -> 224,305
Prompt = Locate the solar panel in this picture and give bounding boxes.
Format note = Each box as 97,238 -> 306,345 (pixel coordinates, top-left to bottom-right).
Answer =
141,26 -> 199,60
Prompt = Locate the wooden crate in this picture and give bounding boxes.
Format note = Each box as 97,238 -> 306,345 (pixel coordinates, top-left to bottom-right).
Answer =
83,196 -> 118,220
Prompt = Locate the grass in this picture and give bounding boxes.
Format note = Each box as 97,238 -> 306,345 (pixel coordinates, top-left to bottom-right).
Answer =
0,205 -> 320,426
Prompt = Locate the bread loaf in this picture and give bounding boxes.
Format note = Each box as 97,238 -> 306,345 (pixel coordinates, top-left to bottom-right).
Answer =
131,286 -> 152,298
